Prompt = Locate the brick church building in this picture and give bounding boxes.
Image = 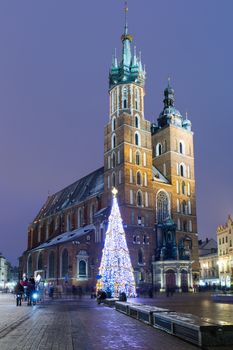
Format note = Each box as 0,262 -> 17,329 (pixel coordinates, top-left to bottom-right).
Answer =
20,12 -> 199,292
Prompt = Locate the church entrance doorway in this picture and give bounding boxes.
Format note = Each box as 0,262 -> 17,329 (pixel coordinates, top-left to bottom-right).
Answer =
181,269 -> 188,292
165,269 -> 176,290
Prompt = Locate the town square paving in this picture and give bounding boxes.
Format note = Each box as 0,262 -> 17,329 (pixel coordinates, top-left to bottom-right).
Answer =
0,292 -> 233,350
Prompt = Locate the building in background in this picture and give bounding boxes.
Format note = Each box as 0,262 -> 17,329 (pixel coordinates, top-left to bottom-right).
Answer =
0,253 -> 9,290
20,9 -> 199,292
199,239 -> 219,288
217,215 -> 233,288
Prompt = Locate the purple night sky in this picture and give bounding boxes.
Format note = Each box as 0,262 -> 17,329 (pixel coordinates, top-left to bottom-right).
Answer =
0,0 -> 233,265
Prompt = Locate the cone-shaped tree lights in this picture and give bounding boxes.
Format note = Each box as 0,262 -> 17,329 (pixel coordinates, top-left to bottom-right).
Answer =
97,188 -> 136,297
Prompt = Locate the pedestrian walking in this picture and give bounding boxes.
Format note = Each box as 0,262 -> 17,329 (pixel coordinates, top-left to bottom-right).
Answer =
15,281 -> 24,306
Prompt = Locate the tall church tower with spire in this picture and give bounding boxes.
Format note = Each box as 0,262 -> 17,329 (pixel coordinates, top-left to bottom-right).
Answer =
104,7 -> 155,282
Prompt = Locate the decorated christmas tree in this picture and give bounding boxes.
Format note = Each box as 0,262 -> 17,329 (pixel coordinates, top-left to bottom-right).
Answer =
97,188 -> 136,297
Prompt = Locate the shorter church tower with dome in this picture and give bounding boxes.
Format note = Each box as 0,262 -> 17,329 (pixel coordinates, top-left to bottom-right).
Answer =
20,6 -> 199,293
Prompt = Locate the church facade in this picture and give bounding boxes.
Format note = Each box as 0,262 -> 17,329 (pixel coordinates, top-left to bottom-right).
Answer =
20,15 -> 199,292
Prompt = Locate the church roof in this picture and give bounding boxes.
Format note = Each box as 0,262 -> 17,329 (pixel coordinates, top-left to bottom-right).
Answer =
30,224 -> 95,252
32,162 -> 169,224
152,166 -> 169,183
33,167 -> 104,222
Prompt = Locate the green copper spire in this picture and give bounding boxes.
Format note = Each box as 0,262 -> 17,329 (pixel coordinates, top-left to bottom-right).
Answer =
156,79 -> 192,131
109,2 -> 145,89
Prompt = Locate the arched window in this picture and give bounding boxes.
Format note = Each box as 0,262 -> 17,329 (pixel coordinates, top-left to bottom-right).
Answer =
61,249 -> 68,277
135,115 -> 140,128
122,86 -> 128,109
111,152 -> 116,168
182,181 -> 186,195
179,141 -> 185,154
137,190 -> 143,206
37,253 -> 43,270
135,132 -> 140,146
136,171 -> 142,185
77,250 -> 88,279
156,143 -> 162,156
27,255 -> 32,277
112,117 -> 116,131
156,190 -> 170,223
135,88 -> 140,110
48,251 -> 55,278
135,151 -> 141,165
180,163 -> 186,177
78,208 -> 83,228
111,133 -> 116,149
138,248 -> 143,264
134,131 -> 140,146
79,260 -> 87,276
112,172 -> 116,187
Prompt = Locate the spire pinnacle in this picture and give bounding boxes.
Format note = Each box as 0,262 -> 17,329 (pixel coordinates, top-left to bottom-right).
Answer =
124,1 -> 128,28
168,76 -> 171,87
121,1 -> 132,42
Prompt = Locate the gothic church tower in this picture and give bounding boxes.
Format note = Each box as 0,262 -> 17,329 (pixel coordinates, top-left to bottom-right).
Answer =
103,11 -> 155,281
151,82 -> 199,273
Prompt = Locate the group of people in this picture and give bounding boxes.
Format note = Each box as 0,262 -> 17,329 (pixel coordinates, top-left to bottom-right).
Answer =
14,276 -> 36,306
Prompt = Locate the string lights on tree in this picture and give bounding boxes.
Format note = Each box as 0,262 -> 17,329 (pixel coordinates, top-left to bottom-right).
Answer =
97,187 -> 136,297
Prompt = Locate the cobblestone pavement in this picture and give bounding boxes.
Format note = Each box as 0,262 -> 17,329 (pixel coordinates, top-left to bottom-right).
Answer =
0,295 -> 199,350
